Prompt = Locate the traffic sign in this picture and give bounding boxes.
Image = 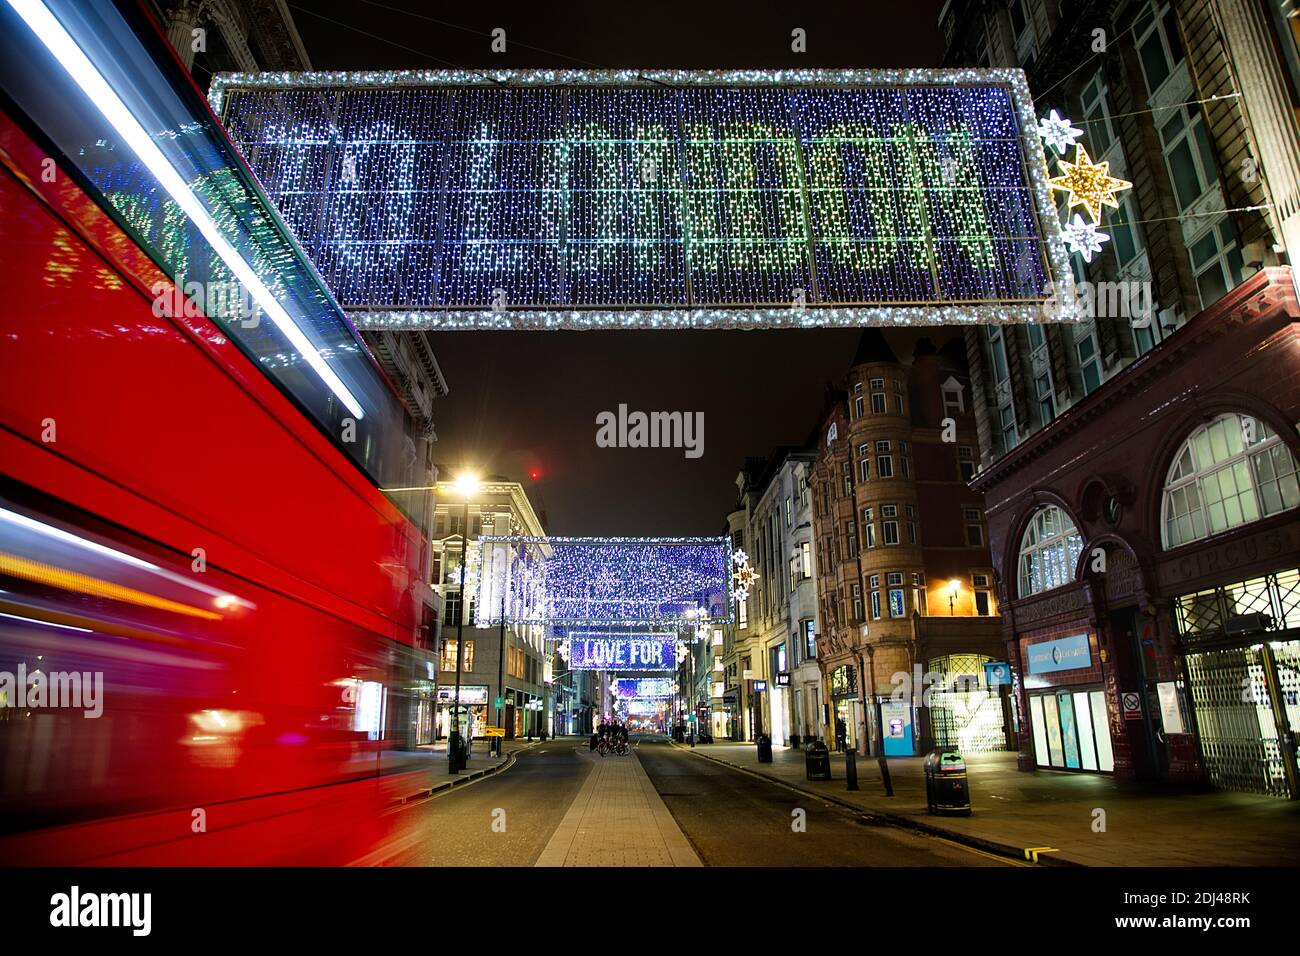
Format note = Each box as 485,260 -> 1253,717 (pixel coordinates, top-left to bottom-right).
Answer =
1121,691 -> 1142,720
482,726 -> 506,737
494,696 -> 504,709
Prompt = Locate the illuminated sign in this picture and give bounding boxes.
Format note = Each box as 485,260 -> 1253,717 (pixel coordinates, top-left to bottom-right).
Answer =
211,70 -> 1068,329
1026,634 -> 1092,674
616,678 -> 674,698
569,637 -> 677,671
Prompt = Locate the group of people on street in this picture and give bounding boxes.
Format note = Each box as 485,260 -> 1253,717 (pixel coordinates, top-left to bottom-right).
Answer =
596,719 -> 629,743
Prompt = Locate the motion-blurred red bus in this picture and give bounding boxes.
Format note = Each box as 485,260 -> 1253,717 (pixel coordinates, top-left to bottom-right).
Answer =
0,0 -> 439,864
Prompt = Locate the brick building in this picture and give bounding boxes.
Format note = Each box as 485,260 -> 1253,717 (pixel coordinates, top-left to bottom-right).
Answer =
943,0 -> 1300,795
809,331 -> 1010,757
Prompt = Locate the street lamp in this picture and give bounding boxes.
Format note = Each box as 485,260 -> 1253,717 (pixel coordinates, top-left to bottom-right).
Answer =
949,578 -> 961,616
449,470 -> 481,774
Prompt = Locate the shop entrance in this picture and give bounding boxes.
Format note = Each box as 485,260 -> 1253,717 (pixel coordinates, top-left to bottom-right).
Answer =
926,654 -> 1009,753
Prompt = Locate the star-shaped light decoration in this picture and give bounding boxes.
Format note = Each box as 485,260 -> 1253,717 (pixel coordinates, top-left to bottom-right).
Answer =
1048,144 -> 1132,222
1061,213 -> 1111,262
1037,109 -> 1084,154
732,548 -> 759,602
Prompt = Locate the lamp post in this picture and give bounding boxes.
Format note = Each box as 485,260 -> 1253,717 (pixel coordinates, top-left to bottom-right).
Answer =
949,578 -> 960,616
449,471 -> 481,775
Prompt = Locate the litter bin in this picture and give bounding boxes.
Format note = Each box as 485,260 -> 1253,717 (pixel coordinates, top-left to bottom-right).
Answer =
757,734 -> 773,763
589,733 -> 598,751
804,739 -> 832,780
923,748 -> 971,816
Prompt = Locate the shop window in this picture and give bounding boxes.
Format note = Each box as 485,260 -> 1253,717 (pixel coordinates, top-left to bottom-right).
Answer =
1029,689 -> 1113,772
1161,413 -> 1300,549
1018,505 -> 1084,596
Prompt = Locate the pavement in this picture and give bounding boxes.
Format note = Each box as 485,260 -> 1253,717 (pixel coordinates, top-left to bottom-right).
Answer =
370,738 -> 544,807
676,740 -> 1300,866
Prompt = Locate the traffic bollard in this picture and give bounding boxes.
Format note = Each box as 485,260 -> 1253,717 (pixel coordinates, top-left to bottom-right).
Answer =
845,747 -> 859,791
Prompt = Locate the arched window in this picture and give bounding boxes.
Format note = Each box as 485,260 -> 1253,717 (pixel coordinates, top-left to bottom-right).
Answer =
1162,413 -> 1300,549
1019,505 -> 1083,597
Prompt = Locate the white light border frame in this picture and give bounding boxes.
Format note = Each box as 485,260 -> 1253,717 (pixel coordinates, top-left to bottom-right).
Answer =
565,632 -> 682,671
209,68 -> 1076,330
474,533 -> 734,627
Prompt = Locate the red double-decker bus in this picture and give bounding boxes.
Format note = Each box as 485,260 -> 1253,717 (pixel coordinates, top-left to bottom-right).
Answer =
0,0 -> 436,864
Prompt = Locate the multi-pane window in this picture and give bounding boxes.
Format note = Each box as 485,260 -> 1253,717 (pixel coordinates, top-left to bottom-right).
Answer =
973,573 -> 993,616
1158,104 -> 1219,212
1019,506 -> 1085,596
785,496 -> 792,528
1081,70 -> 1116,156
801,541 -> 812,578
882,505 -> 899,545
869,574 -> 881,619
738,597 -> 748,629
789,556 -> 799,592
1110,193 -> 1146,269
893,380 -> 905,415
1036,372 -> 1056,424
842,460 -> 853,496
942,381 -> 964,418
987,325 -> 1010,385
964,507 -> 984,547
1188,219 -> 1244,310
1077,332 -> 1103,395
859,443 -> 871,482
958,445 -> 976,482
887,572 -> 906,618
1135,2 -> 1185,96
1162,413 -> 1300,548
905,504 -> 918,545
911,572 -> 928,616
847,519 -> 859,559
853,382 -> 865,419
441,639 -> 474,672
862,507 -> 876,548
876,440 -> 894,479
899,440 -> 911,478
1000,404 -> 1018,451
803,618 -> 816,659
852,582 -> 863,621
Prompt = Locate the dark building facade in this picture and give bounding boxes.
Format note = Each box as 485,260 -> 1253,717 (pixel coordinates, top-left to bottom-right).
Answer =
943,0 -> 1300,795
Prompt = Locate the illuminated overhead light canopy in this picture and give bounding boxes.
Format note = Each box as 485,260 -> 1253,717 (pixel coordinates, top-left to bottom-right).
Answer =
6,0 -> 365,419
211,68 -> 1077,328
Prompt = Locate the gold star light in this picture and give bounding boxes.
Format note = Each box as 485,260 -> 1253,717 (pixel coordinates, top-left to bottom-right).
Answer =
1048,144 -> 1132,222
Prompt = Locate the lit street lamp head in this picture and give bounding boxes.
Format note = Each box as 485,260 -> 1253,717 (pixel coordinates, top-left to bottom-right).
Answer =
453,471 -> 481,499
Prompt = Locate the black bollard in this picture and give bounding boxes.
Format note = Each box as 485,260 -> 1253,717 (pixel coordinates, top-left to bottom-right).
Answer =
877,755 -> 894,797
845,747 -> 859,791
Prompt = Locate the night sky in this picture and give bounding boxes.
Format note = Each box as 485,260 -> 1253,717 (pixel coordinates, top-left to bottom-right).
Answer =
286,0 -> 952,535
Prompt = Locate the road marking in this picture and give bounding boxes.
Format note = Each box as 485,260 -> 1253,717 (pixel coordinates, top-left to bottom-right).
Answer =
1023,846 -> 1060,863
